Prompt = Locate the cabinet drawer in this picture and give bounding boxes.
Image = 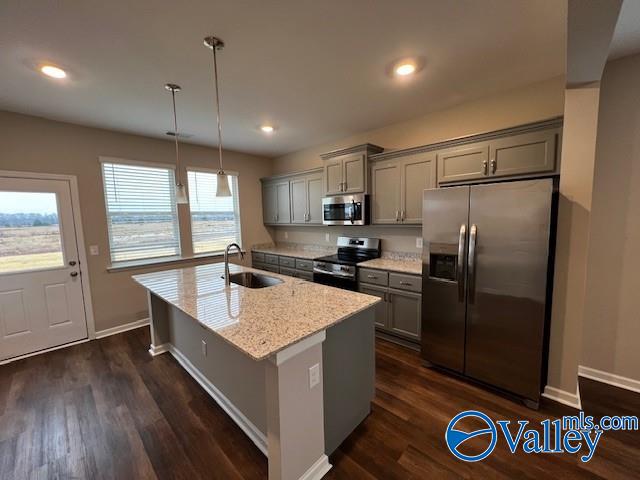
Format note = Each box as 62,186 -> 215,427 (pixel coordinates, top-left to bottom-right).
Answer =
279,256 -> 296,268
295,270 -> 314,281
389,273 -> 422,293
358,268 -> 388,287
252,251 -> 265,262
295,258 -> 314,272
252,261 -> 268,271
262,264 -> 280,274
265,254 -> 279,265
279,266 -> 296,277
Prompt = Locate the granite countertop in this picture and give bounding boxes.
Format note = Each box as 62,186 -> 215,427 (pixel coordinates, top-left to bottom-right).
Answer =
133,263 -> 379,361
357,257 -> 423,275
251,245 -> 335,260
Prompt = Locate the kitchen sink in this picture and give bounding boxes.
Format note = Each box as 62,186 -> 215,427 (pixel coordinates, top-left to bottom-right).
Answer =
228,272 -> 283,289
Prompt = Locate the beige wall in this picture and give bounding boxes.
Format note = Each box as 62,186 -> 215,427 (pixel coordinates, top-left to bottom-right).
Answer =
270,77 -> 565,254
0,111 -> 274,332
581,54 -> 640,381
273,76 -> 565,174
546,84 -> 601,397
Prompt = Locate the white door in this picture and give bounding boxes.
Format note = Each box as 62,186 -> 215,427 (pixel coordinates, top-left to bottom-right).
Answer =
0,177 -> 87,361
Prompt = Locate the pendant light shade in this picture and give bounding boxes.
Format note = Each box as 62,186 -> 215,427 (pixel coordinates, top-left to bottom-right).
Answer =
204,35 -> 232,197
165,83 -> 189,204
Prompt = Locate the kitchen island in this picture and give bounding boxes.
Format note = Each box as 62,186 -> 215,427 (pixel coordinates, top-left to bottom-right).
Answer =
133,263 -> 379,480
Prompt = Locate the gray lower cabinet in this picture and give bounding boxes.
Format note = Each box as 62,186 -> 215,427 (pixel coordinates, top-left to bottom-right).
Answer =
359,270 -> 422,344
388,289 -> 421,341
252,252 -> 317,280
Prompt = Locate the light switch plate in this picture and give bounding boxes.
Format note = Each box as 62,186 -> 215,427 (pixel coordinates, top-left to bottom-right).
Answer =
284,231 -> 288,240
201,340 -> 207,357
416,237 -> 423,249
325,233 -> 330,242
309,363 -> 320,389
89,245 -> 99,256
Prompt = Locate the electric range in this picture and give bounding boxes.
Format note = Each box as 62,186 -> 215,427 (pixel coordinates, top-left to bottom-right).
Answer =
313,237 -> 381,291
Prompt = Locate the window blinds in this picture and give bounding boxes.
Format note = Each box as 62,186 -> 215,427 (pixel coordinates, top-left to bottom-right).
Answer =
101,161 -> 180,263
187,170 -> 242,254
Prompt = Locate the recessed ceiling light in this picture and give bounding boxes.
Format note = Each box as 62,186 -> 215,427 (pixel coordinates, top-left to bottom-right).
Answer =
260,125 -> 275,133
40,65 -> 67,79
394,62 -> 416,76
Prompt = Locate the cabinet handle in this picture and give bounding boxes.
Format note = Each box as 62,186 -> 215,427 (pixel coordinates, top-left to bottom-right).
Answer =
395,210 -> 400,222
399,281 -> 412,286
490,158 -> 497,174
482,160 -> 488,175
367,274 -> 378,279
401,210 -> 405,222
343,181 -> 347,191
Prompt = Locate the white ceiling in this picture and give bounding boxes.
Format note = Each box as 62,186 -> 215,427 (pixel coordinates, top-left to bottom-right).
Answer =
609,0 -> 640,60
0,1 -> 567,158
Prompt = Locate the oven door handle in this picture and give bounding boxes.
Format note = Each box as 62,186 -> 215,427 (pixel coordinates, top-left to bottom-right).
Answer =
313,267 -> 354,278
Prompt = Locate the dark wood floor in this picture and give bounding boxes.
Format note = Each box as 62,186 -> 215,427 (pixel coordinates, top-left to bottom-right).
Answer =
1,328 -> 638,479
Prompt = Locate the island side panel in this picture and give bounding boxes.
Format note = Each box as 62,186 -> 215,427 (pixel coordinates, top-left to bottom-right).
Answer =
323,306 -> 376,455
166,305 -> 268,441
148,291 -> 170,355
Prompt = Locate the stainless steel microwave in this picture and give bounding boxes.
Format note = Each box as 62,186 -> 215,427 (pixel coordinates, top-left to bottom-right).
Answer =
322,194 -> 369,225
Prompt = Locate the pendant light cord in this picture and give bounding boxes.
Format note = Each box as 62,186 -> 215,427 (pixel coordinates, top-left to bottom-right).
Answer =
211,45 -> 224,173
170,88 -> 181,185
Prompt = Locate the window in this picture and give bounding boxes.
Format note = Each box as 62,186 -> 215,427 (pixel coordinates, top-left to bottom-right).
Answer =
101,160 -> 180,263
187,169 -> 241,254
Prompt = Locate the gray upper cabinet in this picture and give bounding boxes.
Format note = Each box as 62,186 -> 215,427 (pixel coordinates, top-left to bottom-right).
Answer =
437,142 -> 490,184
490,129 -> 558,178
371,160 -> 401,224
324,159 -> 344,195
370,151 -> 436,225
262,180 -> 290,224
437,124 -> 561,185
400,152 -> 436,224
324,153 -> 366,195
290,171 -> 323,224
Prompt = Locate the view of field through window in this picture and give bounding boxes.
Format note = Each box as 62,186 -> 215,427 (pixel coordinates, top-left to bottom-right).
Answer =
0,191 -> 64,274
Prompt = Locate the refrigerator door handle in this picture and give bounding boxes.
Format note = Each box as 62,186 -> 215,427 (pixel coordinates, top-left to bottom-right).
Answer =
457,224 -> 466,302
468,224 -> 478,304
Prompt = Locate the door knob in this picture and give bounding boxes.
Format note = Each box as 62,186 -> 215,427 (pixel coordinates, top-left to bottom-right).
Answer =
70,271 -> 79,277
69,260 -> 77,266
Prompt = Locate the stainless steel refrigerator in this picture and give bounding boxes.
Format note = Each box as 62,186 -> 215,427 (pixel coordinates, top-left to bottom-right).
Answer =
421,178 -> 556,408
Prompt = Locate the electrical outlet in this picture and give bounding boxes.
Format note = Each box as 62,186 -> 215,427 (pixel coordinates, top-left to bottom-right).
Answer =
309,363 -> 320,389
284,231 -> 289,240
325,233 -> 330,242
416,237 -> 423,249
89,245 -> 99,256
201,340 -> 207,357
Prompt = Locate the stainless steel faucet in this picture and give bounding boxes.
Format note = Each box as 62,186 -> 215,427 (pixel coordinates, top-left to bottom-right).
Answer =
224,243 -> 244,286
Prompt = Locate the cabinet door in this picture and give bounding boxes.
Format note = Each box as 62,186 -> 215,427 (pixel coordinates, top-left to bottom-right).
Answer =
388,289 -> 421,341
306,173 -> 323,224
489,129 -> 558,178
324,159 -> 343,195
437,142 -> 490,184
400,153 -> 436,224
275,181 -> 291,224
358,284 -> 388,329
342,154 -> 366,193
290,177 -> 307,224
262,183 -> 277,224
371,160 -> 401,224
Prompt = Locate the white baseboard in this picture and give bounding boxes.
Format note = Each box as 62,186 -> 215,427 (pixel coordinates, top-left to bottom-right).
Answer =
166,344 -> 268,456
148,343 -> 170,356
95,318 -> 149,339
578,365 -> 640,394
542,385 -> 582,410
299,454 -> 332,480
0,338 -> 89,365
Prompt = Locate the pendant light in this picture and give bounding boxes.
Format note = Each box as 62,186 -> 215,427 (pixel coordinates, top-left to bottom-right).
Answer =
165,83 -> 189,204
204,35 -> 231,197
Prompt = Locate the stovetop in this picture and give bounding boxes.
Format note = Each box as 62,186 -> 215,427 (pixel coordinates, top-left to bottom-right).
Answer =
315,248 -> 380,266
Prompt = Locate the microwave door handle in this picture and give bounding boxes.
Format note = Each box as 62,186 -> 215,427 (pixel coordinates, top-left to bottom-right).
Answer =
457,224 -> 466,302
467,224 -> 477,304
350,200 -> 356,224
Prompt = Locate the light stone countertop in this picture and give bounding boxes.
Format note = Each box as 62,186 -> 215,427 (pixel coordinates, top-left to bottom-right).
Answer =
133,262 -> 379,361
357,257 -> 423,275
251,245 -> 334,260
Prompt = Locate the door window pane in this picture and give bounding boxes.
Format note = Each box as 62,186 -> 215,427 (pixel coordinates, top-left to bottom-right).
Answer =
0,192 -> 64,273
